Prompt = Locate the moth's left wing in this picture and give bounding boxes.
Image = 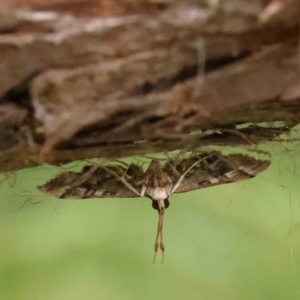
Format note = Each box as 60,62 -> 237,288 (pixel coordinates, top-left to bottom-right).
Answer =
163,152 -> 270,194
38,163 -> 145,199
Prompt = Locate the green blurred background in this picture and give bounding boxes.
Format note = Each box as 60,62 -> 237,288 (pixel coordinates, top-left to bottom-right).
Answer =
1,149 -> 300,300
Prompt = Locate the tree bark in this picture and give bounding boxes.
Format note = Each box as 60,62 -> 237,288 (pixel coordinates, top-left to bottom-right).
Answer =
1,0 -> 300,171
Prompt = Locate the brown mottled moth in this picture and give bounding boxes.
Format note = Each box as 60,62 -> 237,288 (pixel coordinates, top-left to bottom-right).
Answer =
38,151 -> 270,263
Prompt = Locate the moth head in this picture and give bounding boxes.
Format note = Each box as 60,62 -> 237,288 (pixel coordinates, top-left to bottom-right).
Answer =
152,198 -> 170,213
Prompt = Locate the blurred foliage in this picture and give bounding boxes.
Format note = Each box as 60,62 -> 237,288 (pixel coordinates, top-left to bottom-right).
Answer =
1,141 -> 300,300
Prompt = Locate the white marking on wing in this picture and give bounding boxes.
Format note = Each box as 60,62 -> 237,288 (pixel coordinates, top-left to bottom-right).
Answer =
239,166 -> 255,175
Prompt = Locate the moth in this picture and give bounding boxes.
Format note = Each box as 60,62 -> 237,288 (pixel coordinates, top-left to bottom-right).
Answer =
38,151 -> 270,263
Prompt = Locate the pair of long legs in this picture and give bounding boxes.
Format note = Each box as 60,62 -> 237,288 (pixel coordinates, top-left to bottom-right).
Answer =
153,211 -> 165,263
100,157 -> 208,264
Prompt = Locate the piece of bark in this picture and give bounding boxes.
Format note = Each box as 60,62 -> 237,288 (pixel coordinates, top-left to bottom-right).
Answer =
0,0 -> 300,172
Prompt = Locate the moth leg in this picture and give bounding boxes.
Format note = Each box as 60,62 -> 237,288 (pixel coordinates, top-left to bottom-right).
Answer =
166,161 -> 180,177
152,210 -> 166,264
170,157 -> 206,194
141,185 -> 147,197
117,165 -> 144,193
171,173 -> 187,195
57,165 -> 99,198
100,166 -> 141,196
138,176 -> 149,197
173,148 -> 189,167
153,213 -> 162,264
167,177 -> 172,196
160,212 -> 165,263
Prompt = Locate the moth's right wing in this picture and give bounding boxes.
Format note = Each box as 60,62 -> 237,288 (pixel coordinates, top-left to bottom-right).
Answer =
38,163 -> 145,199
163,151 -> 270,194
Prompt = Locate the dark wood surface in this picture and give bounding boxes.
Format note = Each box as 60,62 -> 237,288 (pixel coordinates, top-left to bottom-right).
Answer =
0,0 -> 300,171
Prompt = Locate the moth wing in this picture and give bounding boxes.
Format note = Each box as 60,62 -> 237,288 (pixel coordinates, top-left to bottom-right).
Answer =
38,163 -> 145,199
164,152 -> 270,194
